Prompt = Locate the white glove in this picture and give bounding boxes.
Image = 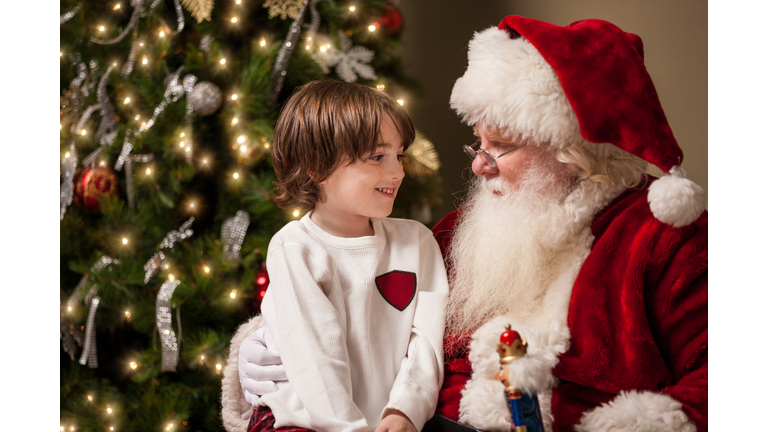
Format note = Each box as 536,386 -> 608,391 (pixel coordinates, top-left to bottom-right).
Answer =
238,326 -> 287,406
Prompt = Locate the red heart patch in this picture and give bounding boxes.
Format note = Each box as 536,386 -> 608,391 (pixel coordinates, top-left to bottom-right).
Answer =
375,271 -> 417,311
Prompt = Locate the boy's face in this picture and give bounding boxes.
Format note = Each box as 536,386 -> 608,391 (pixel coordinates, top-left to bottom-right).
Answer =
316,115 -> 405,225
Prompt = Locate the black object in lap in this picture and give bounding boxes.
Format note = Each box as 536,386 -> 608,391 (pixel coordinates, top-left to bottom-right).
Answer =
422,415 -> 487,432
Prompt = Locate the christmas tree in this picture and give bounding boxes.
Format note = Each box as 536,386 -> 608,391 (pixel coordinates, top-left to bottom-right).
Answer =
59,1 -> 442,430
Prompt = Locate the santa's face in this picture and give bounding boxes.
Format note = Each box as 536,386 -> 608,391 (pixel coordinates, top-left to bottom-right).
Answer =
470,125 -> 573,196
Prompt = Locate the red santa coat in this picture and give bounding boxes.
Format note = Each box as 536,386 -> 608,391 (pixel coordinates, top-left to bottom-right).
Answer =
431,181 -> 707,432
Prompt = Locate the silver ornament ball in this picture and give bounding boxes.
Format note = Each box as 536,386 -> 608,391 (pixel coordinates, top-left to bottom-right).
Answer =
188,81 -> 222,116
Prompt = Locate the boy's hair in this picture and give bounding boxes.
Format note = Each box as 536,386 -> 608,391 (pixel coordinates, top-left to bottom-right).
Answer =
272,80 -> 416,210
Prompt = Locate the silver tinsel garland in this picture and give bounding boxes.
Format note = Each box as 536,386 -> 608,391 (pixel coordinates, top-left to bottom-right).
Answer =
60,144 -> 78,220
222,211 -> 250,262
156,279 -> 181,371
60,2 -> 82,25
269,0 -> 309,104
79,297 -> 100,368
143,218 -> 194,283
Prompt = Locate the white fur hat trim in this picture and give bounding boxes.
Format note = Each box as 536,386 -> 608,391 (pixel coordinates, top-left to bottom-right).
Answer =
647,166 -> 706,227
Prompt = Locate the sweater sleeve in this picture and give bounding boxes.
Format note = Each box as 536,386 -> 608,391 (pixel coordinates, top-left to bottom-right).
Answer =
382,228 -> 449,430
263,238 -> 370,432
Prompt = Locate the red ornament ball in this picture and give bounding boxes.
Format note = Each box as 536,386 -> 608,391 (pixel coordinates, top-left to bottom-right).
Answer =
72,165 -> 117,213
377,3 -> 403,34
252,263 -> 271,309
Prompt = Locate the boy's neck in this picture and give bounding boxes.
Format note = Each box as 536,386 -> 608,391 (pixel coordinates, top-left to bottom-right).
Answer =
309,207 -> 375,238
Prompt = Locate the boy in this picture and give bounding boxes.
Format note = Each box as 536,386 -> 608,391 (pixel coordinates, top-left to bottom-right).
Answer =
245,80 -> 448,432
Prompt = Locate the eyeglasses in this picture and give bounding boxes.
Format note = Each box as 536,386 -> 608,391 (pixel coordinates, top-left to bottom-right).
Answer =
463,140 -> 526,169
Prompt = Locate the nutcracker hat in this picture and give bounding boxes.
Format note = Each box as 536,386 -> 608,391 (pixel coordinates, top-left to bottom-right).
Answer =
450,15 -> 705,227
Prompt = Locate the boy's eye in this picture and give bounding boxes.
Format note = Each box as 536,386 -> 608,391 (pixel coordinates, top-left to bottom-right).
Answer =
397,154 -> 404,162
369,154 -> 384,162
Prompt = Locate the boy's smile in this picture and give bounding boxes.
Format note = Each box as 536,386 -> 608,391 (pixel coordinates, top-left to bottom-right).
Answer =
311,115 -> 405,238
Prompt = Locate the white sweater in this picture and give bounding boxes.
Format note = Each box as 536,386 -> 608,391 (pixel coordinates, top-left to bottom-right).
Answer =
258,214 -> 448,432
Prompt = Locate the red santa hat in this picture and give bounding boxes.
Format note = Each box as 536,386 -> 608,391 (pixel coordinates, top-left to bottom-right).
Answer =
450,15 -> 705,227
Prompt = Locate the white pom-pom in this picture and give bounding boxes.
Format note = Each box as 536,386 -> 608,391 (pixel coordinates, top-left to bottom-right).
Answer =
647,166 -> 706,227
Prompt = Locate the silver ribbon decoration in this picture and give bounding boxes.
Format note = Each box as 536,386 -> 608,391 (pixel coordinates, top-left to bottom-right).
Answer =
60,2 -> 82,25
121,29 -> 140,78
156,279 -> 181,371
60,144 -> 78,220
222,211 -> 250,262
61,256 -> 118,366
90,0 -> 145,45
79,297 -> 100,368
199,35 -> 213,56
304,0 -> 321,44
269,0 -> 310,104
143,218 -> 194,283
81,65 -> 120,166
171,0 -> 185,34
72,104 -> 99,135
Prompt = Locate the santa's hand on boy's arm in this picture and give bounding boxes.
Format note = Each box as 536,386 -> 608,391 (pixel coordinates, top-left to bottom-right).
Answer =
238,326 -> 287,405
374,410 -> 416,432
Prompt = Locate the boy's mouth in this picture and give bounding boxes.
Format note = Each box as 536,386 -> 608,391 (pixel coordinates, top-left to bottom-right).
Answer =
376,187 -> 396,196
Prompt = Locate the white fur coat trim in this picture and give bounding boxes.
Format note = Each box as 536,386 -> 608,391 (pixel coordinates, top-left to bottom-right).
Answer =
459,179 -> 625,432
221,314 -> 265,432
575,390 -> 696,432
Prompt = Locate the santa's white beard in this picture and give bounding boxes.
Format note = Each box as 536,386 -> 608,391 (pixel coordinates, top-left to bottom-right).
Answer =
445,161 -> 580,335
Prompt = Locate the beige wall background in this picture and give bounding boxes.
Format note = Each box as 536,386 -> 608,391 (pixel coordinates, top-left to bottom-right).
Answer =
399,0 -> 707,221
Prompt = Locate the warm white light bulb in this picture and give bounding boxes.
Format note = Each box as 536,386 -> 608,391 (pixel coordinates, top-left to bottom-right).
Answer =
397,99 -> 404,106
180,141 -> 185,147
264,143 -> 270,149
107,407 -> 112,414
81,130 -> 87,136
368,24 -> 376,32
169,274 -> 175,281
349,5 -> 356,11
233,172 -> 239,179
220,58 -> 226,65
123,97 -> 130,104
65,152 -> 71,158
114,3 -> 121,9
125,311 -> 131,318
236,0 -> 241,3
202,158 -> 208,164
216,364 -> 222,370
146,168 -> 151,175
135,115 -> 141,120
203,266 -> 210,273
376,84 -> 385,90
231,117 -> 238,125
99,25 -> 105,31
201,354 -> 205,360
231,17 -> 238,23
231,94 -> 238,100
240,145 -> 247,153
237,135 -> 246,143
260,39 -> 266,47
130,361 -> 137,369
122,238 -> 128,245
320,46 -> 327,52
142,57 -> 148,65
159,30 -> 165,37
88,395 -> 93,401
230,289 -> 237,298
293,209 -> 300,217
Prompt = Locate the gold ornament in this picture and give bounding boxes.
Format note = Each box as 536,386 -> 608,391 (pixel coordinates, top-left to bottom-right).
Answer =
263,0 -> 304,20
403,130 -> 441,178
180,0 -> 215,23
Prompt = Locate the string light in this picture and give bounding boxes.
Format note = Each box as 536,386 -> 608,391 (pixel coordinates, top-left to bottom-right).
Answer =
231,117 -> 238,125
216,364 -> 222,370
202,158 -> 208,164
65,152 -> 71,158
240,145 -> 247,153
70,427 -> 75,431
123,97 -> 130,104
130,361 -> 137,369
164,264 -> 170,269
87,395 -> 93,401
139,42 -> 144,46
142,55 -> 148,65
99,25 -> 105,32
233,172 -> 239,179
231,94 -> 238,100
237,135 -> 246,143
146,168 -> 151,175
100,160 -> 106,167
107,406 -> 112,414
159,30 -> 165,37
60,51 -> 63,57
110,428 -> 114,431
230,289 -> 237,298
293,209 -> 300,217
397,99 -> 404,106
376,84 -> 385,91
81,129 -> 87,136
114,3 -> 121,9
260,38 -> 266,47
189,202 -> 195,209
135,115 -> 141,120
125,311 -> 131,318
236,0 -> 241,3
220,58 -> 226,65
368,24 -> 377,32
180,132 -> 185,138
203,266 -> 210,273
68,306 -> 72,312
180,141 -> 185,147
264,143 -> 270,149
122,238 -> 128,245
231,17 -> 238,23
320,46 -> 327,52
349,5 -> 356,11
168,274 -> 175,281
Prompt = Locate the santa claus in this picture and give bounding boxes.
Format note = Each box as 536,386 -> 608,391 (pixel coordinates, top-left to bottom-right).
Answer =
222,15 -> 707,432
